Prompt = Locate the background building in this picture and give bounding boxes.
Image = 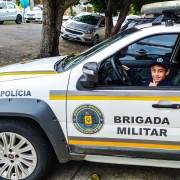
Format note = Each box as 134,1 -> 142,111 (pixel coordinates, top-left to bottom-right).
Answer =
72,0 -> 92,15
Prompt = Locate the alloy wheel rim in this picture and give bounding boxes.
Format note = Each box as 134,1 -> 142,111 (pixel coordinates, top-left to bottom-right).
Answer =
0,132 -> 37,180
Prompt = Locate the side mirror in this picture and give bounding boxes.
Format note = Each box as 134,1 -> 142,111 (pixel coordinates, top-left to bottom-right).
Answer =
99,24 -> 105,27
80,62 -> 98,88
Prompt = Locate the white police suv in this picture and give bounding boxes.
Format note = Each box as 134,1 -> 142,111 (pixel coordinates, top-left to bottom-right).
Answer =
1,1 -> 180,180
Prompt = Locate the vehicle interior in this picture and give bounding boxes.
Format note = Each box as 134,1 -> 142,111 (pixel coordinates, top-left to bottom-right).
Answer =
97,42 -> 180,87
78,11 -> 180,89
78,32 -> 180,89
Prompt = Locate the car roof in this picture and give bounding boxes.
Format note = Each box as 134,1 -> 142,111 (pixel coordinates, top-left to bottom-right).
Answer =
135,22 -> 180,32
127,14 -> 141,19
120,1 -> 180,31
76,12 -> 104,18
121,8 -> 180,32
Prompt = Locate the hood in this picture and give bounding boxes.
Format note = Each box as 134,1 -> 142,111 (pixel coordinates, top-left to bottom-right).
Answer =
25,10 -> 42,15
0,56 -> 65,82
64,19 -> 95,32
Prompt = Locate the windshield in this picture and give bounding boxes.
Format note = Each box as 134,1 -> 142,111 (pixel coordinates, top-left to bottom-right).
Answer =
33,5 -> 43,10
62,28 -> 139,71
73,14 -> 100,25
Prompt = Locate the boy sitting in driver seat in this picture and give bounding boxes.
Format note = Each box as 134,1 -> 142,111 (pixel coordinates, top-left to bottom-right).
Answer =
122,57 -> 172,86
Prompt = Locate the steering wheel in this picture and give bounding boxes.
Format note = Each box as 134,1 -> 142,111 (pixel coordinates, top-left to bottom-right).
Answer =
110,56 -> 132,86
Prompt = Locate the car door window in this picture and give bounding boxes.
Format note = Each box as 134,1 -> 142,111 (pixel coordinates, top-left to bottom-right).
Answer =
120,34 -> 178,61
73,15 -> 100,25
0,2 -> 7,9
7,3 -> 16,9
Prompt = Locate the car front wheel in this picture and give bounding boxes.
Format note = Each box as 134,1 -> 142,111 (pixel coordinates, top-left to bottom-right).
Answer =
15,15 -> 22,24
0,118 -> 55,180
0,21 -> 4,24
61,36 -> 68,40
92,35 -> 99,46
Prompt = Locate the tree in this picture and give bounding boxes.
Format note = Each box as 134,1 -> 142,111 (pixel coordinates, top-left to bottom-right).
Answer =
30,0 -> 34,10
87,0 -> 173,38
39,0 -> 78,58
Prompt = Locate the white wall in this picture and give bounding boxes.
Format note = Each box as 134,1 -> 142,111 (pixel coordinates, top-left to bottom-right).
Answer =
72,0 -> 92,15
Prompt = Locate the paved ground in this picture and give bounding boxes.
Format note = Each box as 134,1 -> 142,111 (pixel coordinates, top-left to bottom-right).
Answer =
44,160 -> 180,180
0,22 -> 89,67
1,23 -> 180,180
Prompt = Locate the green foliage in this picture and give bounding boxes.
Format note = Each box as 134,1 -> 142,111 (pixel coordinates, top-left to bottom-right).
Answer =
87,0 -> 174,15
72,0 -> 81,6
70,6 -> 77,16
129,4 -> 140,15
4,21 -> 15,24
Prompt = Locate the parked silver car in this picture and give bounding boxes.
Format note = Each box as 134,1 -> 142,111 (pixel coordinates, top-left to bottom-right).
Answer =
0,0 -> 22,24
61,12 -> 105,45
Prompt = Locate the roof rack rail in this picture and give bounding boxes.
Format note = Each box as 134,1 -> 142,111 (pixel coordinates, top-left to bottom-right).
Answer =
152,15 -> 163,25
152,11 -> 180,26
120,18 -> 156,31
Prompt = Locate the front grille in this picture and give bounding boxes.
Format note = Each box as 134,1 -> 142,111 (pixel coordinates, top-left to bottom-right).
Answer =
64,34 -> 81,41
65,28 -> 83,35
27,18 -> 36,20
27,14 -> 35,16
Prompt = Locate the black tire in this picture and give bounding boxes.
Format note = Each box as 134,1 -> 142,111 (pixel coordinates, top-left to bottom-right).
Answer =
92,35 -> 99,45
0,21 -> 4,24
15,14 -> 22,24
26,20 -> 30,23
62,36 -> 68,40
0,118 -> 55,180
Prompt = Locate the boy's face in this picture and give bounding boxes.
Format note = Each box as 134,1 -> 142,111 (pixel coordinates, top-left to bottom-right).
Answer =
151,64 -> 170,84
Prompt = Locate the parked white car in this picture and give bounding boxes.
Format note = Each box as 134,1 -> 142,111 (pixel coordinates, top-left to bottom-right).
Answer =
113,14 -> 141,27
24,5 -> 71,23
24,4 -> 43,23
0,0 -> 22,24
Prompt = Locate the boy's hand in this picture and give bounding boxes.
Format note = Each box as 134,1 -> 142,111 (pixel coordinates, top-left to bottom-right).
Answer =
122,65 -> 129,71
149,80 -> 158,86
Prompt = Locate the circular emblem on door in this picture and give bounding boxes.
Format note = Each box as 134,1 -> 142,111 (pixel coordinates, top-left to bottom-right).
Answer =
72,104 -> 104,134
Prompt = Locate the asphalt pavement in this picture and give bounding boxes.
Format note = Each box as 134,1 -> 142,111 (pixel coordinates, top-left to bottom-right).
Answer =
0,22 -> 89,67
1,23 -> 180,180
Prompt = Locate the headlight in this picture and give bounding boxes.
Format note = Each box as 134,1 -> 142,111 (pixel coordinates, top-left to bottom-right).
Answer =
61,23 -> 66,28
85,30 -> 94,34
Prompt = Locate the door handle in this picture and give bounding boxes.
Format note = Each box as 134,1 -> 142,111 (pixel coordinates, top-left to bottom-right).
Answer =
136,49 -> 147,54
152,104 -> 180,109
